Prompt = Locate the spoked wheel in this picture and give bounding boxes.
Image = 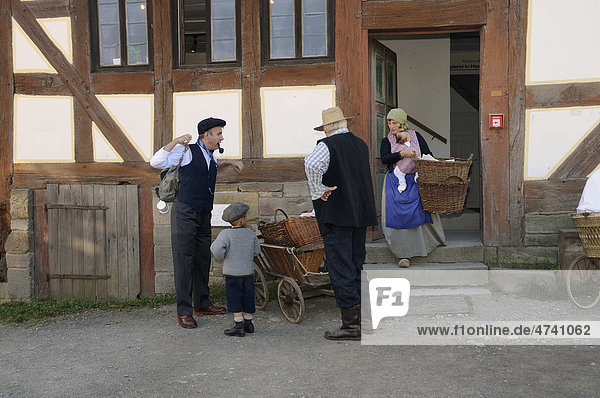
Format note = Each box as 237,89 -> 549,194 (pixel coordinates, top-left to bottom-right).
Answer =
253,265 -> 269,310
277,277 -> 305,323
567,256 -> 600,309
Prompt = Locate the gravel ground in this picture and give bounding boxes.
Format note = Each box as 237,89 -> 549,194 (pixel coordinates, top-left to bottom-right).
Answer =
1,295 -> 599,397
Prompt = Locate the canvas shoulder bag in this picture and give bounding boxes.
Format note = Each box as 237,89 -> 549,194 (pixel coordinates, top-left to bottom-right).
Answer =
156,144 -> 189,203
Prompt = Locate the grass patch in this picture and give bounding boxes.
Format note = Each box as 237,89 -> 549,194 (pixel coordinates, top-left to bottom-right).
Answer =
487,261 -> 559,270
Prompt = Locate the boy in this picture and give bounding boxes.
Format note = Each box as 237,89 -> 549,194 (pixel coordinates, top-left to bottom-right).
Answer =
210,202 -> 261,337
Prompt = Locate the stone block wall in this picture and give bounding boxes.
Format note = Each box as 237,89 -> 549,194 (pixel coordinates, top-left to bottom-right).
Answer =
152,181 -> 312,293
0,189 -> 34,300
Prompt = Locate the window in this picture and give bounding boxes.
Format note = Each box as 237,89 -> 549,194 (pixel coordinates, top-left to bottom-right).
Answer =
262,0 -> 334,63
175,0 -> 241,66
91,0 -> 152,69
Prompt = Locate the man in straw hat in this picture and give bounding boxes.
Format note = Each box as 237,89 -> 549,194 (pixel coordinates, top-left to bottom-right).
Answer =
304,106 -> 377,340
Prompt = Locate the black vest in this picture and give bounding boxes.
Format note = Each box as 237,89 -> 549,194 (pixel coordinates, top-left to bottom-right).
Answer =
312,132 -> 377,233
176,144 -> 217,213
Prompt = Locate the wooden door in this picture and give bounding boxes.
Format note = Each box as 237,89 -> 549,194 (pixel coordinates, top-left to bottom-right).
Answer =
45,184 -> 140,300
370,39 -> 398,237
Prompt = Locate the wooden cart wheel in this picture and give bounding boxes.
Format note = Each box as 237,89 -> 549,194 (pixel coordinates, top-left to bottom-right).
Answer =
277,277 -> 305,323
567,256 -> 600,309
253,265 -> 269,310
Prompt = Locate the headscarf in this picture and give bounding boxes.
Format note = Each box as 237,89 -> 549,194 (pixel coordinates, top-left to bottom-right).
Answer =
386,108 -> 409,130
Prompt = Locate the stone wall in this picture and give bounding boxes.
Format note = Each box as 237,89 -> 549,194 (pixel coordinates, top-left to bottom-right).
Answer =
152,181 -> 312,293
0,189 -> 34,300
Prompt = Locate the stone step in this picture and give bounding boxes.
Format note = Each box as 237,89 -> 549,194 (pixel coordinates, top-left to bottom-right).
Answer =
410,286 -> 491,297
363,262 -> 489,287
366,229 -> 483,264
440,210 -> 480,230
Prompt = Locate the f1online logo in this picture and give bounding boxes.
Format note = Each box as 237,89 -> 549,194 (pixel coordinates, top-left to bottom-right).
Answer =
369,278 -> 411,329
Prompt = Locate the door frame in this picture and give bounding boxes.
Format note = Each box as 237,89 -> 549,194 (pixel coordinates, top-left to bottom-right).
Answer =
335,0 -> 521,247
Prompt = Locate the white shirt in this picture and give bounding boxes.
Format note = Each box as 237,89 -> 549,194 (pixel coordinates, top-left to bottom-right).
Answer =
149,141 -> 217,170
304,128 -> 349,200
577,168 -> 600,212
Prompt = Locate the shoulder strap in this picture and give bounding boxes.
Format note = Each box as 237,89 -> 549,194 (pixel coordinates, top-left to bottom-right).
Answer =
177,144 -> 189,167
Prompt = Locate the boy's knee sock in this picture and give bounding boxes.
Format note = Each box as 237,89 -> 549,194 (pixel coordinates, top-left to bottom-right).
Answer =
234,315 -> 243,322
243,313 -> 253,320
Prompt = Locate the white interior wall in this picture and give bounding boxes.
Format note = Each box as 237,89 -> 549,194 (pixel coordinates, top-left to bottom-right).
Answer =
380,38 -> 451,156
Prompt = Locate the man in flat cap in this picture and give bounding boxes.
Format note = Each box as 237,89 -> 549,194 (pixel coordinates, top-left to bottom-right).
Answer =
305,106 -> 377,340
150,117 -> 243,329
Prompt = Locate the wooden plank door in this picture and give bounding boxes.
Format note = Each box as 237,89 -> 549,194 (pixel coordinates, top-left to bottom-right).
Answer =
370,39 -> 398,238
46,184 -> 140,300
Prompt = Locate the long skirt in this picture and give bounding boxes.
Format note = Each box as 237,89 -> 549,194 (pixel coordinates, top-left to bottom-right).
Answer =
382,172 -> 446,259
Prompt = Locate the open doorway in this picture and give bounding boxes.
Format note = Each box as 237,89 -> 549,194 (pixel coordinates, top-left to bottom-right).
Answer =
370,32 -> 481,237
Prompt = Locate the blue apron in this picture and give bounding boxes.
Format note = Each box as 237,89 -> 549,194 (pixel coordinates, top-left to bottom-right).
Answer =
385,172 -> 432,229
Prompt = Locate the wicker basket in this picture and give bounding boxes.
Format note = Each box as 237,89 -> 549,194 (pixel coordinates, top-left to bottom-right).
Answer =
416,154 -> 473,182
572,212 -> 600,258
418,175 -> 469,214
296,248 -> 325,273
258,209 -> 322,247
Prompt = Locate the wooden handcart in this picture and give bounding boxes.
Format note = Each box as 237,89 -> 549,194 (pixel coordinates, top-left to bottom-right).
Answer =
253,243 -> 333,323
567,212 -> 600,309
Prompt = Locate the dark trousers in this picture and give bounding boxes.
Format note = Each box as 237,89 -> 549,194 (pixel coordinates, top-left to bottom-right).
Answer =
171,200 -> 212,315
225,275 -> 255,313
322,225 -> 366,308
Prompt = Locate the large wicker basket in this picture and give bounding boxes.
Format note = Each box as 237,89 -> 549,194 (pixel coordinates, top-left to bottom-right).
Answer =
572,212 -> 600,258
258,209 -> 322,247
416,154 -> 473,182
418,175 -> 470,214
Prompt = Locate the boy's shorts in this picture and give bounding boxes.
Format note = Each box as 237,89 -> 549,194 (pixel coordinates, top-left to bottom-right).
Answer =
224,274 -> 255,313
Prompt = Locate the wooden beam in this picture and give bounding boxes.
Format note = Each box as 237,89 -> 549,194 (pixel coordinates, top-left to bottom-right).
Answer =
11,0 -> 144,162
550,123 -> 600,179
526,82 -> 600,109
524,179 -> 586,212
14,73 -> 69,95
33,189 -> 49,298
138,188 -> 154,296
172,68 -> 241,92
12,159 -> 308,188
0,0 -> 13,203
25,0 -> 69,18
71,0 -> 93,162
336,0 -> 369,143
362,0 -> 486,31
91,72 -> 155,94
507,0 -> 528,245
480,0 -> 510,245
260,63 -> 336,87
241,0 -> 262,158
152,0 -> 174,151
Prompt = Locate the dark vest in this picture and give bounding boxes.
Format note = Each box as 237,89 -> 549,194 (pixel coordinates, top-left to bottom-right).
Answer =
176,143 -> 217,213
312,132 -> 377,233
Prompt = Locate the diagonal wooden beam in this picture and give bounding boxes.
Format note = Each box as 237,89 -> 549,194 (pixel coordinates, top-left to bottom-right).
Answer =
11,0 -> 144,162
550,123 -> 600,179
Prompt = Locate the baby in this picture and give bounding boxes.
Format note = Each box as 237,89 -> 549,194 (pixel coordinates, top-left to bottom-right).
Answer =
393,131 -> 417,193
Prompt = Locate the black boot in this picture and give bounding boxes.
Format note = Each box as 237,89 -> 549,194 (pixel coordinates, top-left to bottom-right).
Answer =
224,321 -> 245,337
324,304 -> 361,341
243,319 -> 254,333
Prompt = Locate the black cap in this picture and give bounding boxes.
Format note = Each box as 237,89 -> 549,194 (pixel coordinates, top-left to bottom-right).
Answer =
222,202 -> 249,223
197,117 -> 226,135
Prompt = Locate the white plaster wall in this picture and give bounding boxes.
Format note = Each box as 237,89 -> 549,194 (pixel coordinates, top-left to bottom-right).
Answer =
527,0 -> 600,84
14,95 -> 74,162
173,90 -> 242,159
525,106 -> 600,179
13,17 -> 72,73
261,85 -> 334,157
380,39 -> 451,156
93,95 -> 154,161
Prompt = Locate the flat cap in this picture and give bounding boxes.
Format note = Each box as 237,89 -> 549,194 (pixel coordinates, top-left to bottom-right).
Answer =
197,117 -> 226,134
222,202 -> 249,223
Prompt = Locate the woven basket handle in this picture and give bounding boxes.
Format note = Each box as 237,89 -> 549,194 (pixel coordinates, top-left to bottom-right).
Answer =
441,175 -> 465,183
274,208 -> 289,222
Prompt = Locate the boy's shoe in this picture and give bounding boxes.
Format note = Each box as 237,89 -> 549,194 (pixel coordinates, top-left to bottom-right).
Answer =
243,319 -> 254,333
224,321 -> 245,337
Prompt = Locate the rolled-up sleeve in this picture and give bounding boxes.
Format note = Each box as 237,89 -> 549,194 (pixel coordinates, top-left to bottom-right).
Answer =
149,144 -> 191,169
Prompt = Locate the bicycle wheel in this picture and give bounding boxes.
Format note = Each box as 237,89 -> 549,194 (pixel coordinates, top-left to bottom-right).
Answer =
567,256 -> 600,309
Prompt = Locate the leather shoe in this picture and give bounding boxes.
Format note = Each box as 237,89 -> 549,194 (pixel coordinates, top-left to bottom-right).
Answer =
177,315 -> 197,329
194,305 -> 227,316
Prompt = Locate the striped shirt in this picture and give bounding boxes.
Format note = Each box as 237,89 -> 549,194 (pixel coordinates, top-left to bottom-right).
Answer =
304,128 -> 349,200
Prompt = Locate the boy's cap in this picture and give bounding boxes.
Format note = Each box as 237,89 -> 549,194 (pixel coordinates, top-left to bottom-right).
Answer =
222,202 -> 249,222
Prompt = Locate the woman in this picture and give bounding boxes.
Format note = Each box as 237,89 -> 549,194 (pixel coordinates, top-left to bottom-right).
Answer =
380,108 -> 446,267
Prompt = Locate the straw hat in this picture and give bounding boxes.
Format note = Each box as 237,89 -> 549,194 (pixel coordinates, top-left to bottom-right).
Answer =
314,106 -> 354,131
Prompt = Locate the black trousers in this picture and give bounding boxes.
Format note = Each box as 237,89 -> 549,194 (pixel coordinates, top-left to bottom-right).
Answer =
224,275 -> 255,313
171,200 -> 213,315
322,225 -> 366,308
